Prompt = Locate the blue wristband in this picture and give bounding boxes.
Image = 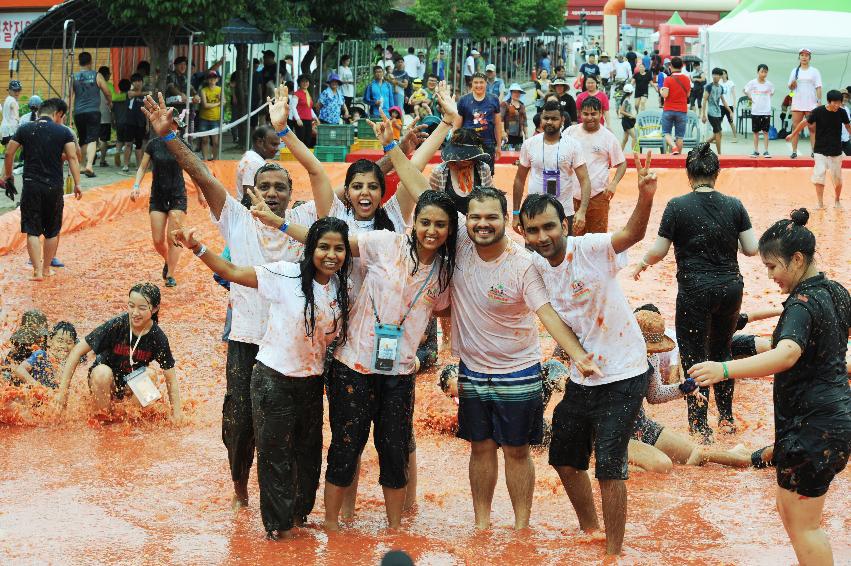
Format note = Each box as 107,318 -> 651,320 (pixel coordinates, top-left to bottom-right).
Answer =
679,377 -> 698,395
277,127 -> 290,137
279,221 -> 289,234
512,210 -> 521,216
161,131 -> 177,142
383,141 -> 397,153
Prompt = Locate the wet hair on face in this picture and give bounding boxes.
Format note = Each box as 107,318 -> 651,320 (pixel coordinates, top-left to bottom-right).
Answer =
468,186 -> 508,216
129,282 -> 161,322
685,142 -> 720,182
410,190 -> 458,293
580,96 -> 602,112
758,208 -> 816,266
51,321 -> 79,343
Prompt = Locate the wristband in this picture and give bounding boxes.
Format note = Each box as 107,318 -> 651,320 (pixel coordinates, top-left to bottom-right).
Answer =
512,210 -> 521,216
383,141 -> 397,153
277,126 -> 290,137
132,184 -> 140,190
679,377 -> 698,395
279,221 -> 289,234
442,119 -> 453,127
161,131 -> 177,142
193,244 -> 207,258
722,362 -> 730,380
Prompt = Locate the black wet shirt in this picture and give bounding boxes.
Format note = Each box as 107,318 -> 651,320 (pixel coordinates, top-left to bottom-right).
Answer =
12,118 -> 75,188
145,137 -> 187,198
807,105 -> 850,157
772,274 -> 851,433
85,314 -> 175,383
658,191 -> 751,288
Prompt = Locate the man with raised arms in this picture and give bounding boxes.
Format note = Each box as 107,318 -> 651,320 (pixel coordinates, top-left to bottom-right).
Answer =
517,153 -> 657,555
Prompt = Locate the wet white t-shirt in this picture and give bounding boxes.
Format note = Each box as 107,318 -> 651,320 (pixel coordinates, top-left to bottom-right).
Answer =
213,195 -> 316,344
563,124 -> 625,198
334,231 -> 449,375
254,261 -> 342,377
1,96 -> 19,137
744,79 -> 775,116
519,133 -> 585,216
235,150 -> 267,201
789,66 -> 822,112
451,218 -> 550,374
531,233 -> 647,385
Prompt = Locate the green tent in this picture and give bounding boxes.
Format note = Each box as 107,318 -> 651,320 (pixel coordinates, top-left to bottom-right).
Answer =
666,11 -> 686,26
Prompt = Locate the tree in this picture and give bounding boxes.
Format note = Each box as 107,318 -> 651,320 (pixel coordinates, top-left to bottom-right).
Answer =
413,0 -> 564,40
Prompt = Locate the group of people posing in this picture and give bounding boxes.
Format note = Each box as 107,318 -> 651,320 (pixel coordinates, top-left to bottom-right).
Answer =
3,74 -> 848,564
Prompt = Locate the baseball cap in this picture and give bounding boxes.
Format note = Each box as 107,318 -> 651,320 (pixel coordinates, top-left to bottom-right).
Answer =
413,77 -> 422,85
623,83 -> 634,94
470,49 -> 480,56
327,73 -> 342,84
508,83 -> 525,92
798,48 -> 812,54
27,94 -> 43,109
8,80 -> 22,91
600,52 -> 610,58
485,63 -> 496,72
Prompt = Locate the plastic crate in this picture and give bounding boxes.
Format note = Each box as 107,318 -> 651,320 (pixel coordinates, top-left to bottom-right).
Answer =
317,124 -> 355,147
279,146 -> 313,161
313,145 -> 349,162
351,139 -> 383,151
356,119 -> 377,139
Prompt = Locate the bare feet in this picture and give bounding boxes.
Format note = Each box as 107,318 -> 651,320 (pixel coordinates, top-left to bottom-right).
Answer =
474,520 -> 491,530
686,446 -> 707,466
717,419 -> 736,435
45,268 -> 56,277
575,529 -> 607,544
231,479 -> 248,510
29,271 -> 44,281
815,203 -> 826,210
323,519 -> 340,532
835,201 -> 843,209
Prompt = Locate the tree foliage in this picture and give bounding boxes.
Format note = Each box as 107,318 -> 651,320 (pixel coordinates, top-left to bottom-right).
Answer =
412,0 -> 565,41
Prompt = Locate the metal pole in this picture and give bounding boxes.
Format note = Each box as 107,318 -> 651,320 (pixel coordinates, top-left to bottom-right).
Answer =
217,45 -> 227,159
186,32 -> 194,137
275,35 -> 281,88
48,45 -> 54,97
319,38 -> 324,97
62,19 -> 74,103
245,43 -> 253,152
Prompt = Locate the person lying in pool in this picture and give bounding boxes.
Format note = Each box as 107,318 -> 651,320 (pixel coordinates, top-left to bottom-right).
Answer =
14,321 -> 79,389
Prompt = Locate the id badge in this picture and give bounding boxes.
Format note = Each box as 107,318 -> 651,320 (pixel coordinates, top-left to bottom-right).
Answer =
542,169 -> 561,197
372,323 -> 403,375
125,366 -> 162,407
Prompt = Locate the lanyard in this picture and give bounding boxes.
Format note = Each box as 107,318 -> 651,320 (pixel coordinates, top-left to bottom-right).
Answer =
128,323 -> 147,369
371,259 -> 438,326
542,138 -> 560,171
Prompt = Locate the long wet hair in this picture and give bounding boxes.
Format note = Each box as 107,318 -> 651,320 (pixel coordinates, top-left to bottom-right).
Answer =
299,217 -> 352,346
685,142 -> 720,185
758,208 -> 815,266
408,190 -> 458,293
129,282 -> 161,323
343,159 -> 397,232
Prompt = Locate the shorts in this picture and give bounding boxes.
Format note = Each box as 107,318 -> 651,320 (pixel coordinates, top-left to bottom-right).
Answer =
198,118 -> 220,133
721,105 -> 733,122
1,135 -> 11,146
149,188 -> 187,213
549,366 -> 650,480
98,123 -> 111,142
661,110 -> 687,139
631,407 -> 664,445
621,117 -> 636,131
456,361 -> 543,447
20,179 -> 64,238
812,153 -> 843,185
117,124 -> 145,149
74,111 -> 101,145
751,115 -> 770,133
775,411 -> 851,497
731,334 -> 757,358
708,115 -> 723,134
325,360 -> 415,489
87,358 -> 130,400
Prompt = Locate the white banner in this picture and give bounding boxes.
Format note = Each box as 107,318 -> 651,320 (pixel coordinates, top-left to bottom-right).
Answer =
0,12 -> 41,49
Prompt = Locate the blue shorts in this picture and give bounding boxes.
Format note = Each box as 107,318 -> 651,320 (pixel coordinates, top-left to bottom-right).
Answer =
661,110 -> 687,139
197,118 -> 220,133
456,361 -> 544,447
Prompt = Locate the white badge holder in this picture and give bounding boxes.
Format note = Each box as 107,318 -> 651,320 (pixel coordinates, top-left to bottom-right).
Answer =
125,366 -> 162,407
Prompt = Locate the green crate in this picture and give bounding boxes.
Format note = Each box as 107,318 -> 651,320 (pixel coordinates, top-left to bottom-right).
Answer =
317,124 -> 355,147
313,145 -> 350,162
356,119 -> 377,139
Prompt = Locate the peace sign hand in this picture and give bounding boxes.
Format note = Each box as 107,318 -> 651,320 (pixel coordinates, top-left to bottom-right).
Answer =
141,93 -> 179,137
366,108 -> 395,146
635,150 -> 657,196
268,83 -> 290,131
247,187 -> 285,229
436,81 -> 458,120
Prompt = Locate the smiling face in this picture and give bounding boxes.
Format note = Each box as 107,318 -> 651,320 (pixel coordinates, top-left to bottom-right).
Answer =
255,169 -> 292,216
472,77 -> 486,96
466,197 -> 506,247
762,252 -> 806,294
585,77 -> 598,93
48,330 -> 75,360
346,171 -> 382,220
313,232 -> 347,283
521,204 -> 568,263
414,204 -> 451,254
127,292 -> 156,331
374,67 -> 384,81
581,105 -> 601,132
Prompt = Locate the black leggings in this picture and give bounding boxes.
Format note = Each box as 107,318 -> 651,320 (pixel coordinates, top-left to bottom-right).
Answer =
251,361 -> 324,533
675,278 -> 743,435
223,340 -> 259,483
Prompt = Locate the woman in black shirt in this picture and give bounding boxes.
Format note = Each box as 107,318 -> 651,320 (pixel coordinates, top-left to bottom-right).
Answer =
633,143 -> 759,443
130,136 -> 206,287
56,282 -> 184,422
632,62 -> 652,112
690,208 -> 850,565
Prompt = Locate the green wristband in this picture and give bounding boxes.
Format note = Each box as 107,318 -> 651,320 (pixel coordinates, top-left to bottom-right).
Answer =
722,362 -> 729,380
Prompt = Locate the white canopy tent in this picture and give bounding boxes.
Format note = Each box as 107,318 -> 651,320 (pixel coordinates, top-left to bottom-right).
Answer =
704,0 -> 851,101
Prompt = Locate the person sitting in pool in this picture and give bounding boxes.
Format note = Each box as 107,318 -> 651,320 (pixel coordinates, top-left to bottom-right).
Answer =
2,310 -> 49,378
14,321 -> 79,389
55,282 -> 184,423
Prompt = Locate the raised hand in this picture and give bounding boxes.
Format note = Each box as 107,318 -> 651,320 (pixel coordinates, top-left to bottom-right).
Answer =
400,118 -> 428,153
141,93 -> 179,137
247,187 -> 285,228
267,83 -> 290,130
636,150 -> 656,195
171,226 -> 201,250
367,109 -> 395,146
436,81 -> 458,120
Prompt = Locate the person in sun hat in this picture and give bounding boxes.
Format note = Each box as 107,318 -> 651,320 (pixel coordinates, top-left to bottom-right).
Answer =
317,72 -> 349,125
428,127 -> 493,214
551,77 -> 577,126
2,310 -> 49,376
500,83 -> 528,150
